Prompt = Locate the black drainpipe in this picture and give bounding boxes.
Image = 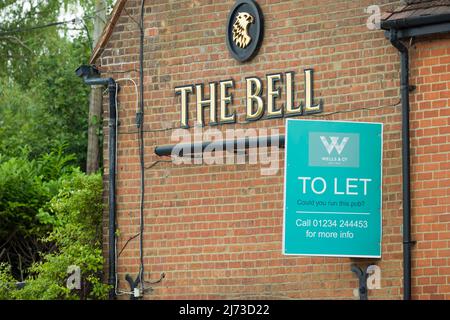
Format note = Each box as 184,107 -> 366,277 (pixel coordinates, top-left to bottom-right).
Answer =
388,29 -> 412,300
76,65 -> 117,300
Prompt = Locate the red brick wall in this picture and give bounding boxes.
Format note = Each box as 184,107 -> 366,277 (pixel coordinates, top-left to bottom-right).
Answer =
96,0 -> 450,299
409,36 -> 450,299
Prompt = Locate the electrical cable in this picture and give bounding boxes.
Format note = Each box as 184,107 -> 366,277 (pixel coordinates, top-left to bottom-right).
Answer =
116,77 -> 139,114
113,77 -> 140,297
145,160 -> 172,170
118,233 -> 140,258
1,17 -> 82,36
103,69 -> 140,74
98,55 -> 156,298
310,99 -> 401,117
0,6 -> 112,36
122,6 -> 141,29
0,19 -> 78,36
114,237 -> 133,296
117,99 -> 402,135
138,0 -> 146,296
81,19 -> 93,51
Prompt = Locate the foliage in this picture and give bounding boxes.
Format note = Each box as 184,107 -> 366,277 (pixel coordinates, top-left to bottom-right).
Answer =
0,0 -> 114,300
0,154 -> 49,240
0,170 -> 109,300
0,145 -> 76,278
0,263 -> 16,300
0,0 -> 106,85
0,37 -> 91,167
0,0 -> 102,168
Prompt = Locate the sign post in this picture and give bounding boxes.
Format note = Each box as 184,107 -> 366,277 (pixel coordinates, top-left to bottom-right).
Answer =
283,119 -> 383,258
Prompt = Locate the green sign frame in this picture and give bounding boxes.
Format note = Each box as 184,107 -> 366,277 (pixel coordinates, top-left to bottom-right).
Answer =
283,119 -> 383,258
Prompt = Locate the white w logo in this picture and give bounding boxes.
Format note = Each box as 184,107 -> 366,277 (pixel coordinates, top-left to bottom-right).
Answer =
320,136 -> 349,155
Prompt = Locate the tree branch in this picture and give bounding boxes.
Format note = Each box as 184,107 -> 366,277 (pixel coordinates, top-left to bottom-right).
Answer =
0,35 -> 33,52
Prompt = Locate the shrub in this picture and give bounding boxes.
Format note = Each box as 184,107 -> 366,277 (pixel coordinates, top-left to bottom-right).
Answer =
0,145 -> 75,278
0,263 -> 16,300
0,169 -> 110,300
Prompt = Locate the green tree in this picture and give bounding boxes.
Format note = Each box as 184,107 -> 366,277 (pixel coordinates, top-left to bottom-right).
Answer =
0,0 -> 112,168
0,0 -> 114,299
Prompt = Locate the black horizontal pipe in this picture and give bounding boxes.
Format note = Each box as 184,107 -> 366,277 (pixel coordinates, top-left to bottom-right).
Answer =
155,135 -> 286,157
83,77 -> 113,86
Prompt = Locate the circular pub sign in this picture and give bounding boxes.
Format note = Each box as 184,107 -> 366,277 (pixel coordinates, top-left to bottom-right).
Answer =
226,0 -> 264,62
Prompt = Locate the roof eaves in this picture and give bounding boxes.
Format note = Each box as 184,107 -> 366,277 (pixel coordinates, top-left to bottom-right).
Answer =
89,0 -> 128,65
381,12 -> 450,30
381,0 -> 450,30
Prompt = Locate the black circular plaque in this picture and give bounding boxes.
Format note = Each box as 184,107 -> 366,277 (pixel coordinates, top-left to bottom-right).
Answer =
226,0 -> 264,63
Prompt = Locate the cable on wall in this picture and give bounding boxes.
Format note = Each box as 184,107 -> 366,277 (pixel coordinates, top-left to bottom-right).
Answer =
112,76 -> 141,296
137,0 -> 146,296
117,99 -> 402,136
0,6 -> 113,37
103,1 -> 166,296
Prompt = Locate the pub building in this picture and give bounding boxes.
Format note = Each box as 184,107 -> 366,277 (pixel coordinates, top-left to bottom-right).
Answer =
82,0 -> 450,299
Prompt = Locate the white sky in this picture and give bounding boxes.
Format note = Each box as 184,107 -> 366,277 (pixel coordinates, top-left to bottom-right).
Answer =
58,4 -> 86,39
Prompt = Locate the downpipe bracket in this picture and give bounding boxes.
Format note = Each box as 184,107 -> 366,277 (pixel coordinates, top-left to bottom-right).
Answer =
125,274 -> 143,300
351,264 -> 369,300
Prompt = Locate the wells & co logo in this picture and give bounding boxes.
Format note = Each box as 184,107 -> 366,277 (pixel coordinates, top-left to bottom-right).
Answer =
309,132 -> 360,168
320,136 -> 350,155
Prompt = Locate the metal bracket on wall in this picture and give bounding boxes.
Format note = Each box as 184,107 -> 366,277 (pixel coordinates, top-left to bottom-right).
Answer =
125,273 -> 165,299
351,264 -> 369,300
125,274 -> 142,300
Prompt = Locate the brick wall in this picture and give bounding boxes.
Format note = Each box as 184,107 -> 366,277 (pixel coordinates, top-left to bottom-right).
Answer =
96,0 -> 450,299
409,36 -> 450,299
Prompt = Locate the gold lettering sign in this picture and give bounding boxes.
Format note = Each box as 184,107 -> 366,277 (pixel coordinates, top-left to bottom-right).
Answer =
220,80 -> 235,123
175,70 -> 323,128
246,77 -> 264,121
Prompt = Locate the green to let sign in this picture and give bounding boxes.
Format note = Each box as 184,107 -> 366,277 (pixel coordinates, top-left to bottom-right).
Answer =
283,119 -> 383,258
